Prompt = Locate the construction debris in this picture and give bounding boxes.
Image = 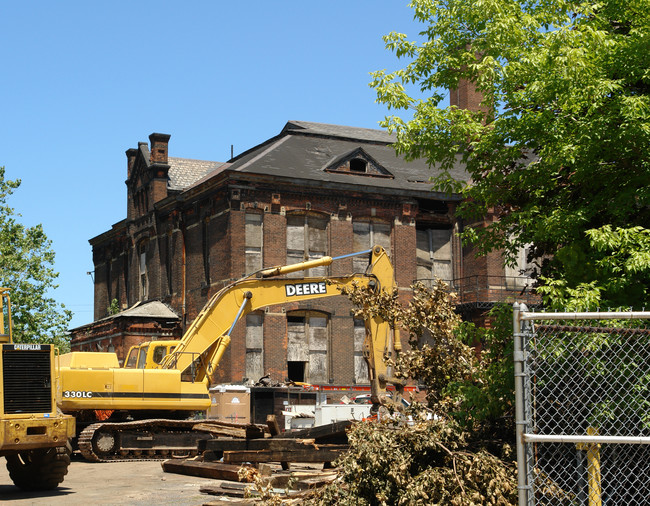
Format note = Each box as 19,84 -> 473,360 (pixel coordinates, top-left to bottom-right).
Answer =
162,418 -> 351,502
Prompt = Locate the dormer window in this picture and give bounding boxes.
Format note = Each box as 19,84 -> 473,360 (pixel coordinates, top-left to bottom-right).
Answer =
349,158 -> 367,173
323,148 -> 393,179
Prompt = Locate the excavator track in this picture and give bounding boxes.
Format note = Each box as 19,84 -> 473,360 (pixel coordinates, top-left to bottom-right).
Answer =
78,419 -> 209,462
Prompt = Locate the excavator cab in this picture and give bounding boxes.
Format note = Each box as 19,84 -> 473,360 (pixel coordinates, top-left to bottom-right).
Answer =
124,340 -> 177,369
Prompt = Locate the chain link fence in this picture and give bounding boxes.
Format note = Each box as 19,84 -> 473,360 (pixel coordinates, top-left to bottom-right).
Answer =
514,305 -> 650,505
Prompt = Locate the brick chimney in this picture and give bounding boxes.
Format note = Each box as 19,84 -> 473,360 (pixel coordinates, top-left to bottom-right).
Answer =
125,148 -> 137,180
450,77 -> 487,114
149,133 -> 170,164
148,133 -> 171,204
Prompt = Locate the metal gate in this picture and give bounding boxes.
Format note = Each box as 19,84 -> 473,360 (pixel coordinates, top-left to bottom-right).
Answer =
514,304 -> 650,505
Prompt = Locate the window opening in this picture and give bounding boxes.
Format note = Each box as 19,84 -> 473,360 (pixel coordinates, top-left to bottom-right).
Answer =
245,212 -> 263,274
416,228 -> 452,286
505,243 -> 535,289
349,158 -> 367,173
287,361 -> 306,383
202,218 -> 210,285
139,242 -> 148,301
137,345 -> 149,369
125,348 -> 138,368
245,312 -> 264,381
286,214 -> 328,277
286,311 -> 329,384
353,220 -> 391,272
152,345 -> 167,365
353,318 -> 369,383
166,232 -> 173,295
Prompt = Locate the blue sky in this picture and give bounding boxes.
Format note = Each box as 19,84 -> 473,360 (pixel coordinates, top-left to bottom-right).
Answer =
0,1 -> 430,329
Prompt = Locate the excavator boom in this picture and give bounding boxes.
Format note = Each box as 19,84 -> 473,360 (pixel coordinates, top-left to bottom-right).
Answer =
161,246 -> 398,396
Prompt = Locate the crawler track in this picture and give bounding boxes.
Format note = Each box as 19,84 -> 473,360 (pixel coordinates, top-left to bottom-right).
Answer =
78,419 -> 206,462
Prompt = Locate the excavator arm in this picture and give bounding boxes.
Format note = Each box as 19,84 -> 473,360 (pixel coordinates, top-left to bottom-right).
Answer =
160,245 -> 402,402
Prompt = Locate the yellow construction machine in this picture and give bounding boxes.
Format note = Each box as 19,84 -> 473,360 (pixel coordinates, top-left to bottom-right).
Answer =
58,245 -> 403,461
0,288 -> 76,490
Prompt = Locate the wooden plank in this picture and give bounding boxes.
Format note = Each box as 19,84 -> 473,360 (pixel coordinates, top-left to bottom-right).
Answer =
203,499 -> 256,506
161,459 -> 244,481
193,422 -> 266,439
222,445 -> 347,464
282,420 -> 353,441
266,414 -> 288,469
199,484 -> 249,498
193,423 -> 247,438
294,473 -> 338,490
200,438 -> 318,453
266,414 -> 281,436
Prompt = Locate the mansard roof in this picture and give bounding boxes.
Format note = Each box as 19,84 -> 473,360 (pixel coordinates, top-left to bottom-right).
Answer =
221,121 -> 468,196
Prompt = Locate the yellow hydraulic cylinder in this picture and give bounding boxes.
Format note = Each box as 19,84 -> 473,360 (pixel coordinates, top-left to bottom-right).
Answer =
259,256 -> 333,278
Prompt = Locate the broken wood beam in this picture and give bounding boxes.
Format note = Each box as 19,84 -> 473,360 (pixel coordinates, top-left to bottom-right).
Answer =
281,420 -> 353,442
222,445 -> 348,464
200,437 -> 318,453
266,414 -> 281,436
266,414 -> 288,469
192,421 -> 267,439
161,459 -> 245,481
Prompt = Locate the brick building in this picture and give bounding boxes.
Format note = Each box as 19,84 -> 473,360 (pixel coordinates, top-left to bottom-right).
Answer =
70,119 -> 536,385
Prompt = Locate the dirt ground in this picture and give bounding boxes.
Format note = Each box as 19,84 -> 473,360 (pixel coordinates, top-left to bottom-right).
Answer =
0,455 -> 224,505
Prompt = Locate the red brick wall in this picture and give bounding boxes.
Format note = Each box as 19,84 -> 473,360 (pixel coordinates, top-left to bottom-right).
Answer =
263,212 -> 286,267
261,313 -> 284,381
86,139 -> 505,386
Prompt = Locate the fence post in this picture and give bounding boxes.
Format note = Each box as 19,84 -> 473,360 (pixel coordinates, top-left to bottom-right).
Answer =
576,426 -> 602,506
513,302 -> 528,506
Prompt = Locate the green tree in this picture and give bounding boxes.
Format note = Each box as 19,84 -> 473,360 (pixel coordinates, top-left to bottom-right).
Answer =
0,167 -> 71,350
371,0 -> 650,309
307,281 -> 517,505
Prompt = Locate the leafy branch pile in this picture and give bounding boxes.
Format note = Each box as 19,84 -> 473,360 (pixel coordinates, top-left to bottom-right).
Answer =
300,281 -> 517,505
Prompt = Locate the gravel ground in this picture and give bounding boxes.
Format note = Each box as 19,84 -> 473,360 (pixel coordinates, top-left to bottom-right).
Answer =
0,456 -> 221,505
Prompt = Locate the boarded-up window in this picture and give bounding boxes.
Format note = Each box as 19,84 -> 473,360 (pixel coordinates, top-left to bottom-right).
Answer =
245,213 -> 263,274
416,228 -> 452,285
286,214 -> 328,277
165,232 -> 173,295
202,219 -> 210,285
353,221 -> 391,272
245,313 -> 264,381
286,312 -> 329,383
505,244 -> 534,289
139,241 -> 148,301
353,318 -> 369,384
308,316 -> 328,384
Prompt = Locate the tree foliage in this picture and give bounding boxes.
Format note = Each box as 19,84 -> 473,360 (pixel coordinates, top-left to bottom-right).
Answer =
371,0 -> 650,309
0,167 -> 71,350
303,282 -> 517,505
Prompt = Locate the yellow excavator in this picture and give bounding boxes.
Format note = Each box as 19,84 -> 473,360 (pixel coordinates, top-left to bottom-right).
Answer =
0,288 -> 76,490
58,245 -> 403,461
